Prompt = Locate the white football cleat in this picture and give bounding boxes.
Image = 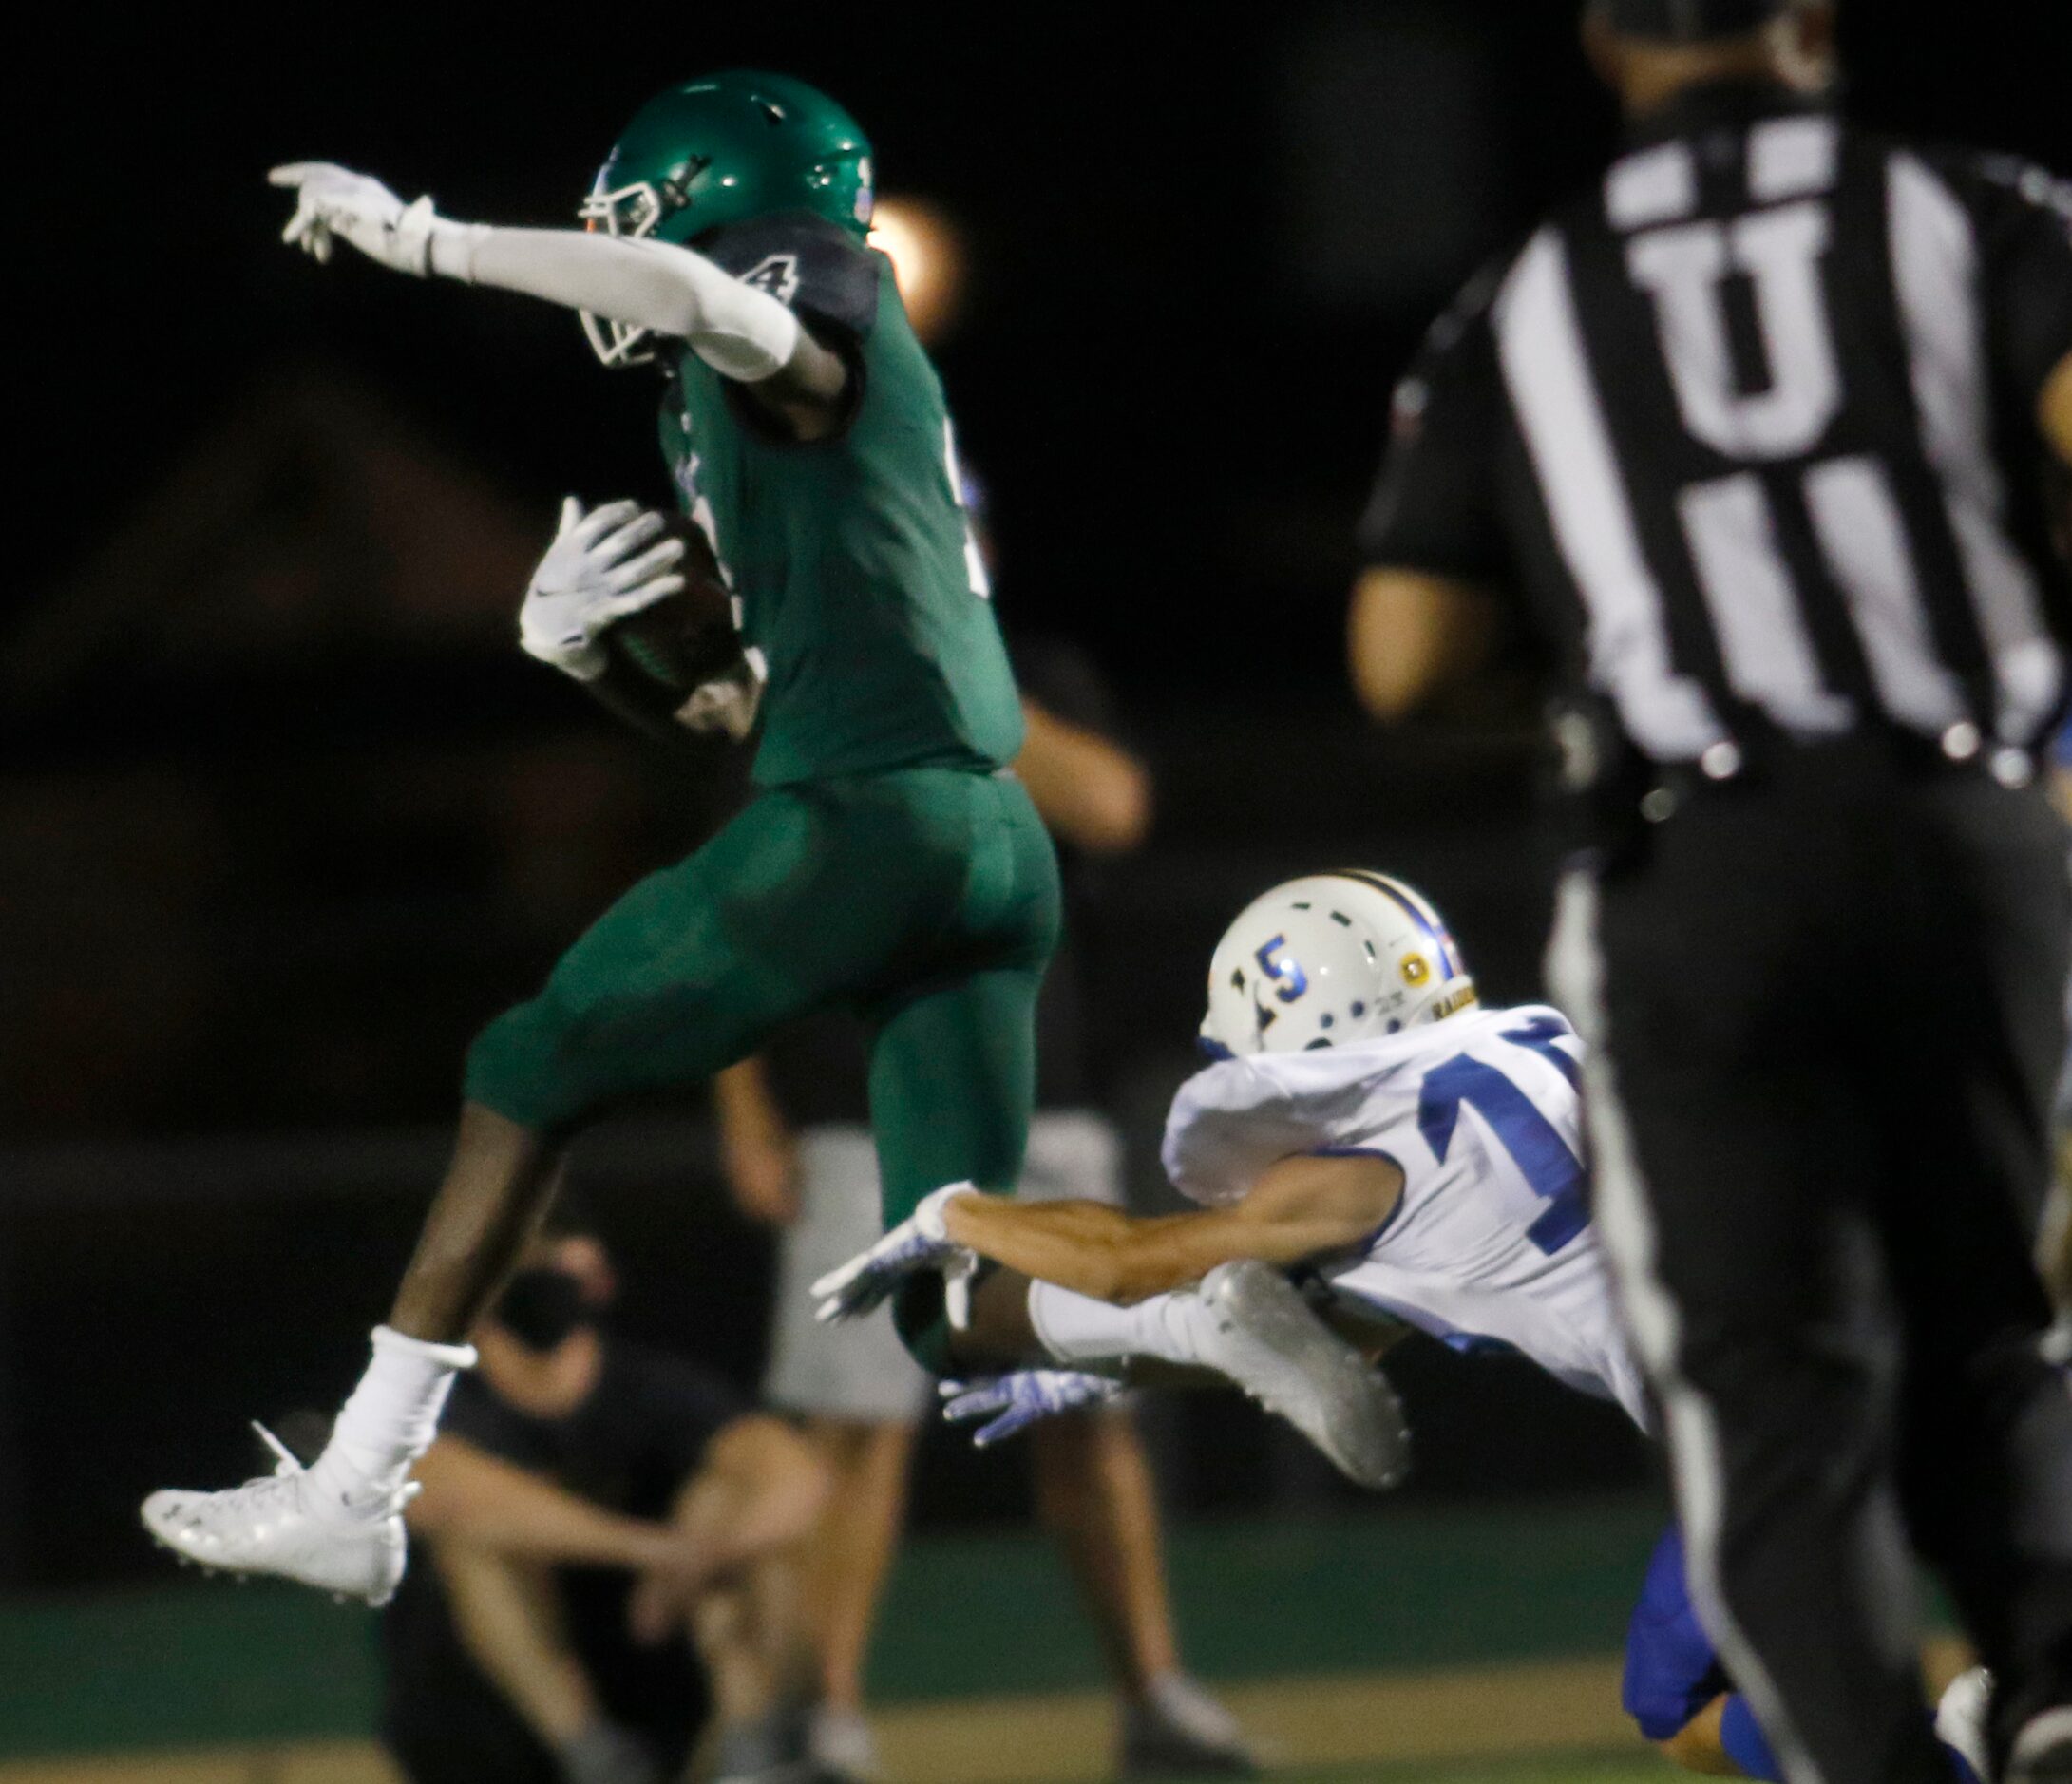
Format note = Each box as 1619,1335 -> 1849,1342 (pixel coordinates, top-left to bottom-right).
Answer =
806,1703 -> 880,1783
141,1424 -> 409,1607
2007,1703 -> 2072,1784
1196,1262 -> 1413,1490
1121,1671 -> 1259,1778
1936,1666 -> 1992,1784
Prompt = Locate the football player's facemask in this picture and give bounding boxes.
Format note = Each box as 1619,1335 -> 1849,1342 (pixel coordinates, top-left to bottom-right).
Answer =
1199,872 -> 1477,1060
577,176 -> 679,368
577,69 -> 875,370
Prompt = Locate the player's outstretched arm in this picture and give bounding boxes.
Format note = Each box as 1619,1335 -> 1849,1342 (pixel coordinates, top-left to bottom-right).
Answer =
267,162 -> 846,412
940,1153 -> 1405,1307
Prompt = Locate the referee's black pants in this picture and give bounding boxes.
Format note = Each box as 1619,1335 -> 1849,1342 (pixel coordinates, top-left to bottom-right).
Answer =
1550,741 -> 2072,1784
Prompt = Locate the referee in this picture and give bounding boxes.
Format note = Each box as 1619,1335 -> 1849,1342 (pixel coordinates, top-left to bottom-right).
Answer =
1350,5 -> 2072,1782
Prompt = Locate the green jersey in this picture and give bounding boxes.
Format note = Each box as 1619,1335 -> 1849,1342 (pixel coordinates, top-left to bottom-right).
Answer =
657,213 -> 1025,788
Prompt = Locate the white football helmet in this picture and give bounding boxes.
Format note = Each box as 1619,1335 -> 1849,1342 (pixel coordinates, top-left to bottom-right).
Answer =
1200,871 -> 1476,1058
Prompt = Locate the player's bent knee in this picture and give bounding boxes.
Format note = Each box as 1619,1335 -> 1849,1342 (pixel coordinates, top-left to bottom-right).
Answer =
462,1000 -> 604,1135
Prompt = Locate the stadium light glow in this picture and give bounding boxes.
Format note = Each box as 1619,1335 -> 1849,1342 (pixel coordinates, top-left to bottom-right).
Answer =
869,195 -> 966,345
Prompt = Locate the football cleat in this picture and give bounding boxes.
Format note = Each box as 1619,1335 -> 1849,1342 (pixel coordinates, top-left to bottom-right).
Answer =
2007,1704 -> 2072,1784
557,1719 -> 664,1784
805,1703 -> 879,1783
1196,1262 -> 1413,1490
1935,1666 -> 1991,1784
1121,1672 -> 1258,1778
141,1423 -> 409,1607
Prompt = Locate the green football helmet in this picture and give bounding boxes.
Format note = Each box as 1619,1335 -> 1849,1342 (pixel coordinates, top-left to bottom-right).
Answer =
579,70 -> 876,367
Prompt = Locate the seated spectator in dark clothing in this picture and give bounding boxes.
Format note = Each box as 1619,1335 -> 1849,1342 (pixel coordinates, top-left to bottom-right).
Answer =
381,1230 -> 827,1784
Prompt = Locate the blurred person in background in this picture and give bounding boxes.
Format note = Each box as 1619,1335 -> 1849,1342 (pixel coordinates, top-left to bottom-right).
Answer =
384,1225 -> 828,1784
1349,2 -> 2072,1779
714,482 -> 1255,1782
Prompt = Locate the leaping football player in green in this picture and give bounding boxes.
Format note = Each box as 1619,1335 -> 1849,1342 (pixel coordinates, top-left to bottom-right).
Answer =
144,76 -> 1382,1630
143,74 -> 1062,1606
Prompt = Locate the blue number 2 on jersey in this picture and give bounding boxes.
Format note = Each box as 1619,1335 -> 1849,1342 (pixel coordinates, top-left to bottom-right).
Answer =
1416,1021 -> 1588,1256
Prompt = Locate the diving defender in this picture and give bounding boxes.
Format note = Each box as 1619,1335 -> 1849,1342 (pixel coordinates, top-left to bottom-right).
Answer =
820,871 -> 1998,1780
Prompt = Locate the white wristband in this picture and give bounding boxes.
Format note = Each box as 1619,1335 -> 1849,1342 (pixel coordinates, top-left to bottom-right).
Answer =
915,1182 -> 979,1242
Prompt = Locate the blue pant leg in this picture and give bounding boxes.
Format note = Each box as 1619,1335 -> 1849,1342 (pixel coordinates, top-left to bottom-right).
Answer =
1624,1524 -> 1733,1743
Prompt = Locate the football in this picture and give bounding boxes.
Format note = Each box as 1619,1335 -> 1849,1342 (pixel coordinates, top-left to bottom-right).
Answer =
599,509 -> 741,694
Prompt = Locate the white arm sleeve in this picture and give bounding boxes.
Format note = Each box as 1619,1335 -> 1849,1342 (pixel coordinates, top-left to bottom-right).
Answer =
428,224 -> 802,381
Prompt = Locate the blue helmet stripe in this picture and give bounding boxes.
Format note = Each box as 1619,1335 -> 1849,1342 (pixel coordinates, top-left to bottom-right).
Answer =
1328,870 -> 1465,979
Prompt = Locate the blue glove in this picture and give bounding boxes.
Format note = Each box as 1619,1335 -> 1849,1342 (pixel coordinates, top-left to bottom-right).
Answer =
940,1369 -> 1125,1447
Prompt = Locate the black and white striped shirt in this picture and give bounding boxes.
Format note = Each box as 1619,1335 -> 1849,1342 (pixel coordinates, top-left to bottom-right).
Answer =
1360,81 -> 2072,780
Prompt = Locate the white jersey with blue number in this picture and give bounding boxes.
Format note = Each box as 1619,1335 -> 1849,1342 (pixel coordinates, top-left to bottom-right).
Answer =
1161,1003 -> 1653,1432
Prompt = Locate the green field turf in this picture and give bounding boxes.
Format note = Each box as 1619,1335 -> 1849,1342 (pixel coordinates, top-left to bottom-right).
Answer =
0,1498 -> 1670,1757
1172,1761 -> 1660,1784
1275,1764 -> 1658,1784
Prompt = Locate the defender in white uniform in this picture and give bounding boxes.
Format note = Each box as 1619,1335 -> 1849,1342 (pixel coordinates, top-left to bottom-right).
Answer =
1164,996 -> 1650,1430
814,869 -> 1630,1487
817,869 -> 1989,1783
818,869 -> 1645,1438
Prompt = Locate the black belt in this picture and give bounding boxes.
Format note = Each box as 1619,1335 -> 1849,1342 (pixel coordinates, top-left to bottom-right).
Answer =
1550,705 -> 2043,864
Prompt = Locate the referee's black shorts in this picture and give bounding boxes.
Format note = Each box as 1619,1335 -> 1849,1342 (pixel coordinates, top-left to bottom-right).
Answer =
1551,736 -> 2072,1772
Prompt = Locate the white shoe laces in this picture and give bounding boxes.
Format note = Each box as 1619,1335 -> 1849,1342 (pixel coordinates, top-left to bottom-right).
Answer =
169,1423 -> 418,1530
252,1420 -> 303,1477
162,1423 -> 314,1531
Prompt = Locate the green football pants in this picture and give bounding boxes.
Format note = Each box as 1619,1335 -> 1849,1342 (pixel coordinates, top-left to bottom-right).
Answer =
466,766 -> 1061,1328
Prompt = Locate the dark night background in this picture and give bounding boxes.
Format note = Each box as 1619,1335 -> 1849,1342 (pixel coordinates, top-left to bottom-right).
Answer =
4,1 -> 2067,1587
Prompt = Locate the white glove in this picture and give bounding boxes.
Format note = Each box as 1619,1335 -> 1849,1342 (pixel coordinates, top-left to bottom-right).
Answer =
520,498 -> 687,681
812,1184 -> 980,1329
940,1369 -> 1124,1447
268,161 -> 448,275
